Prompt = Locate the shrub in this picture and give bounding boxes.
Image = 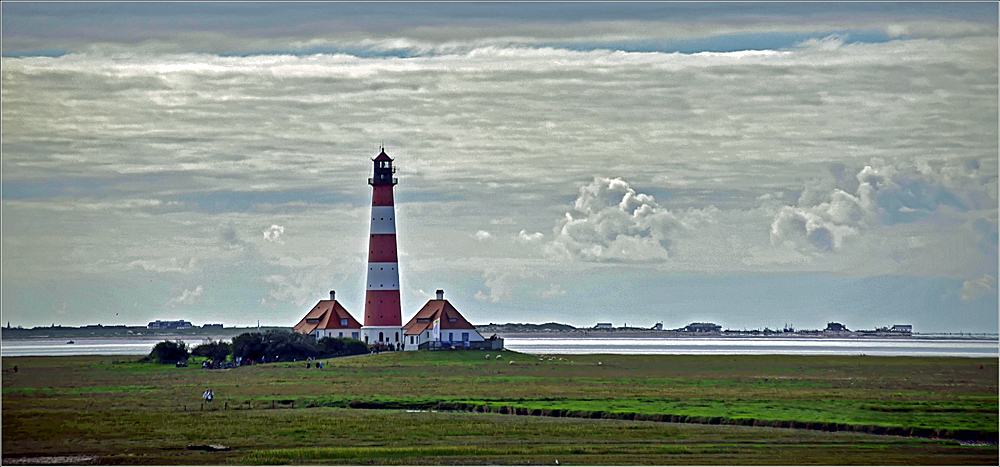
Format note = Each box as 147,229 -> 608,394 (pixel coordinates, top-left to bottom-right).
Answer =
147,340 -> 190,364
232,332 -> 367,361
232,332 -> 267,361
319,336 -> 345,354
192,340 -> 232,362
340,338 -> 368,356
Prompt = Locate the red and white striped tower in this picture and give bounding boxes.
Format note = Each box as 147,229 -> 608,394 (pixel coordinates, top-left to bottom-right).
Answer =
361,148 -> 404,347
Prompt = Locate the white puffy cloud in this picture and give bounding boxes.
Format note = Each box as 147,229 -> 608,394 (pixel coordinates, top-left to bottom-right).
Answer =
546,177 -> 714,263
263,224 -> 285,243
167,285 -> 204,306
473,230 -> 493,241
960,274 -> 996,302
517,230 -> 544,242
770,158 -> 997,257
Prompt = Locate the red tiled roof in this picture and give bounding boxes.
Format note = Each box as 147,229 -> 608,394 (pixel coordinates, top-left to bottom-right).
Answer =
374,150 -> 392,162
293,300 -> 362,335
402,299 -> 476,335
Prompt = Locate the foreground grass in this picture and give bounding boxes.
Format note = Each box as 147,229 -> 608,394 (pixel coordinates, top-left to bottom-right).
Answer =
2,352 -> 997,464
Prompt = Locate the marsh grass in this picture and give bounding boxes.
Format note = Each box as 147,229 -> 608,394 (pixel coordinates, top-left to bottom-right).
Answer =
3,352 -> 997,464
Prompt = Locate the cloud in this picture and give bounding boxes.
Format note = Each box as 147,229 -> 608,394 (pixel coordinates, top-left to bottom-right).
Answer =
127,258 -> 198,274
537,283 -> 567,299
1,5 -> 995,330
546,177 -> 713,263
473,230 -> 493,241
517,230 -> 544,242
220,222 -> 246,251
960,274 -> 996,302
263,224 -> 285,243
474,267 -> 537,303
168,285 -> 204,306
770,158 -> 996,254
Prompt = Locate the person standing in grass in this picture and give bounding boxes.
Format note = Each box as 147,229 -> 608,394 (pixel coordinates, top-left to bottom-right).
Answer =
203,389 -> 213,402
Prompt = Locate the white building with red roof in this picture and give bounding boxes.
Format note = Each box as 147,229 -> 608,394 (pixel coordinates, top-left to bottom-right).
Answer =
293,291 -> 362,340
402,289 -> 490,350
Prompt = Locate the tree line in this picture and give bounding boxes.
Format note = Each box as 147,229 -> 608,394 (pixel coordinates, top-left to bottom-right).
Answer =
141,329 -> 368,364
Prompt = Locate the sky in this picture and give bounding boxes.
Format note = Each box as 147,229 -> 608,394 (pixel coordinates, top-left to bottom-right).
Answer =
2,2 -> 997,333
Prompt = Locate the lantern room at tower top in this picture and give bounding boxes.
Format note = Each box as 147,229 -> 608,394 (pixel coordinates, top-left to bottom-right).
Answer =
370,150 -> 397,184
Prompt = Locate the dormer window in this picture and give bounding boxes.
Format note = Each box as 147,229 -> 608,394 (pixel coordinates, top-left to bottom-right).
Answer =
306,318 -> 320,324
340,318 -> 348,326
417,318 -> 430,322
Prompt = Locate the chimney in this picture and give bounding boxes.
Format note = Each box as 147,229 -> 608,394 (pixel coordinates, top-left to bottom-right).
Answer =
329,290 -> 336,301
436,289 -> 444,300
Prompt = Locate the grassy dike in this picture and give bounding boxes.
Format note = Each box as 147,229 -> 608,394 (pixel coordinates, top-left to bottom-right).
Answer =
2,350 -> 997,465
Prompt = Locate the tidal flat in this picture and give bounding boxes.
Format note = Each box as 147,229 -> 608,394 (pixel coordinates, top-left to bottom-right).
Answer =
2,351 -> 997,465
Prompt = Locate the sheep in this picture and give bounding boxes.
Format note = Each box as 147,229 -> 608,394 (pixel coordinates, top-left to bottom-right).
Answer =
496,355 -> 503,360
598,361 -> 603,365
509,360 -> 515,365
485,354 -> 490,360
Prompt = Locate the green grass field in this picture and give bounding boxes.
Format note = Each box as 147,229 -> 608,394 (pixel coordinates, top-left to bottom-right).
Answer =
2,351 -> 997,464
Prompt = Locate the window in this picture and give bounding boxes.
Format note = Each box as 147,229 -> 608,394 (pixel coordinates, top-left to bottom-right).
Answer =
462,332 -> 469,342
417,318 -> 430,322
450,318 -> 457,322
306,318 -> 319,323
340,318 -> 348,326
449,332 -> 454,342
339,332 -> 343,338
352,332 -> 359,339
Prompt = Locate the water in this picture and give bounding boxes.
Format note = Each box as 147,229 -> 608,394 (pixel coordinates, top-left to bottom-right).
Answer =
2,336 -> 997,358
1,338 -> 171,357
502,337 -> 999,358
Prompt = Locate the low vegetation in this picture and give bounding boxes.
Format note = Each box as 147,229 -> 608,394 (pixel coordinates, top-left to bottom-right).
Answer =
2,351 -> 996,465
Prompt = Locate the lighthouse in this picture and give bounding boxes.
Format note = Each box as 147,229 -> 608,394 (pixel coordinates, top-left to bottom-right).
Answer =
361,148 -> 405,348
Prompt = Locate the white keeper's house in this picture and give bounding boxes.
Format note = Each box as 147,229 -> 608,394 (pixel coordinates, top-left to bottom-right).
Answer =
402,289 -> 494,350
292,291 -> 362,340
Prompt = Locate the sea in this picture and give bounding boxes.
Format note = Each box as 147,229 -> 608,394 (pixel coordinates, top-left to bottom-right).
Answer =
1,336 -> 997,358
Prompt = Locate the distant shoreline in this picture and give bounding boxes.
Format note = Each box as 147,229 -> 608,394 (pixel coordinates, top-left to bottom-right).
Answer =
2,327 -> 995,342
491,331 -> 998,340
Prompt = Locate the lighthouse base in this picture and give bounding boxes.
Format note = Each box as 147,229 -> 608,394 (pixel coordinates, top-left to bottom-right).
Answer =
361,326 -> 406,349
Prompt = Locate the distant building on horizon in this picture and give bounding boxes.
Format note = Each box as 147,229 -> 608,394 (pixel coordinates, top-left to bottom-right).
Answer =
682,322 -> 722,333
890,324 -> 912,334
147,320 -> 193,329
824,322 -> 849,333
594,323 -> 613,329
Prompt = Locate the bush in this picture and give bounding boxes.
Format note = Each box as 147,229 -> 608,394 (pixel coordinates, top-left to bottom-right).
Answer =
232,332 -> 267,362
319,336 -> 345,354
192,340 -> 232,362
340,338 -> 368,356
231,332 -> 368,362
147,340 -> 190,364
233,330 -> 323,362
320,337 -> 368,357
